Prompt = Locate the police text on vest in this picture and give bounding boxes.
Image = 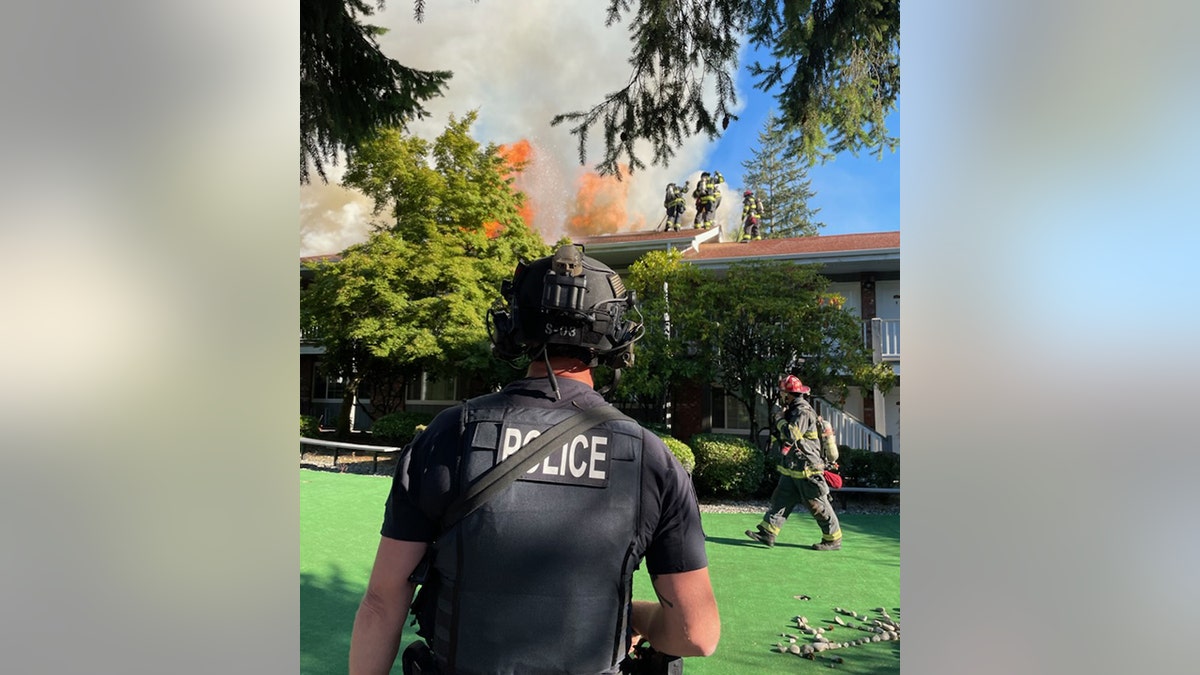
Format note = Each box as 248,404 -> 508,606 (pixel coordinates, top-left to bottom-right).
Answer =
499,426 -> 610,487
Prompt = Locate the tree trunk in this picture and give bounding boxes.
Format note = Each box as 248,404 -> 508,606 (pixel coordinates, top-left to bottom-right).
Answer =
337,376 -> 362,438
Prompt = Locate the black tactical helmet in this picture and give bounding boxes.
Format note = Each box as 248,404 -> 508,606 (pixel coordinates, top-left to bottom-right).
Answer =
488,244 -> 643,368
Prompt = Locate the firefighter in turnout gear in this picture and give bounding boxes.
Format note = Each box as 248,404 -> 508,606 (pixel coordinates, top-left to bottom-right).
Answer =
692,172 -> 717,229
663,181 -> 687,231
711,171 -> 725,212
739,190 -> 764,242
349,244 -> 720,675
745,375 -> 843,550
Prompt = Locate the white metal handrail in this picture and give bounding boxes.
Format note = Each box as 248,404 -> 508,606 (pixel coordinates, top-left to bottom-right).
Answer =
301,436 -> 403,472
813,398 -> 889,453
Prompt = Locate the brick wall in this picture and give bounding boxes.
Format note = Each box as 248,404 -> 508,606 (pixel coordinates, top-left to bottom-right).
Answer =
671,380 -> 706,442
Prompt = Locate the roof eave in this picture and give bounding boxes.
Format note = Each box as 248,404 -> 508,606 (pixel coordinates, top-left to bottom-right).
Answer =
685,246 -> 899,269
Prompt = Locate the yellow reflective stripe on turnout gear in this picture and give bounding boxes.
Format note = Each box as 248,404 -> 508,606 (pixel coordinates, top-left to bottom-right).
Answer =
802,430 -> 819,440
776,465 -> 824,479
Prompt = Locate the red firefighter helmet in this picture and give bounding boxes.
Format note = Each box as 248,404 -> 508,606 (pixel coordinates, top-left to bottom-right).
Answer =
780,374 -> 811,395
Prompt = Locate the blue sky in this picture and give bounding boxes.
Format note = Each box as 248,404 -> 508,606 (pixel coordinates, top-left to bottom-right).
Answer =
701,47 -> 900,236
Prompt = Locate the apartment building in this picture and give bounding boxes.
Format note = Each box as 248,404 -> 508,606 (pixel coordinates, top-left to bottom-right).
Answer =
300,229 -> 899,451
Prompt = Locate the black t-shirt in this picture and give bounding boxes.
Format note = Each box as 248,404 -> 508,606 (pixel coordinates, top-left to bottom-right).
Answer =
381,377 -> 708,575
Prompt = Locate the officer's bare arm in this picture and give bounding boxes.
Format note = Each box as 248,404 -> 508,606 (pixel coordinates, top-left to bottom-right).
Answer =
631,567 -> 720,657
349,537 -> 429,675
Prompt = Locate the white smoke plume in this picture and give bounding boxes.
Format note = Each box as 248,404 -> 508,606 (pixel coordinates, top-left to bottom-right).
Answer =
299,0 -> 729,256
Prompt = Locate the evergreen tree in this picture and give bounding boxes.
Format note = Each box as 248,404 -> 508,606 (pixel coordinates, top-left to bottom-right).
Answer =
553,0 -> 898,175
741,113 -> 824,238
301,0 -> 452,183
302,1 -> 898,180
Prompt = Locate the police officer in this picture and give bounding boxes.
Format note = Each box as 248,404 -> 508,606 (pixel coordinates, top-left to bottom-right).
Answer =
349,244 -> 721,674
745,375 -> 843,550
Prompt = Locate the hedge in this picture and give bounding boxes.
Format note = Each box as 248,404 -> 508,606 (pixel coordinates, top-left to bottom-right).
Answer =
370,411 -> 436,446
689,433 -> 764,499
656,434 -> 696,474
301,415 -> 320,438
835,446 -> 900,488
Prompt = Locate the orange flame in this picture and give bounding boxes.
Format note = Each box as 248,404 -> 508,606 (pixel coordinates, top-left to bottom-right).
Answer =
498,140 -> 536,229
566,165 -> 645,237
497,140 -> 533,177
483,221 -> 504,238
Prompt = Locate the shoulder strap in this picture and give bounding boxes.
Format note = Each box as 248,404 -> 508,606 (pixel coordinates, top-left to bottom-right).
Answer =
440,404 -> 627,530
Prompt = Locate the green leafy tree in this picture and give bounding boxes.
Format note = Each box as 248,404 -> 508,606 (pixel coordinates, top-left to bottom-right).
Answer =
741,112 -> 823,238
552,0 -> 899,175
301,0 -> 452,183
620,250 -> 711,421
302,114 -> 549,434
620,254 -> 893,438
696,260 -> 892,439
301,235 -> 424,435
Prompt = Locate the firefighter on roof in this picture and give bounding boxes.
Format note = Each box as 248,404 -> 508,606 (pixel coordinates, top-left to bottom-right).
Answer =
740,189 -> 765,242
663,182 -> 687,231
691,172 -> 717,230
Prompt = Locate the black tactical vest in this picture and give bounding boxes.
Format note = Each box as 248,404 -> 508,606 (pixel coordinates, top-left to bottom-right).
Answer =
424,395 -> 644,675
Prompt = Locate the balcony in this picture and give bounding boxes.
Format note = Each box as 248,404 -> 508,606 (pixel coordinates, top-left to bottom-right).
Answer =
301,326 -> 325,354
864,318 -> 899,361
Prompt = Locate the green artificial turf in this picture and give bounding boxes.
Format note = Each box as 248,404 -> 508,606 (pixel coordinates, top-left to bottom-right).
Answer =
301,469 -> 899,674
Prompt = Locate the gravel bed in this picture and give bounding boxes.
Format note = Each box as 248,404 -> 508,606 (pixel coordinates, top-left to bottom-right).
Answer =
699,499 -> 899,516
301,455 -> 898,515
301,452 -> 398,475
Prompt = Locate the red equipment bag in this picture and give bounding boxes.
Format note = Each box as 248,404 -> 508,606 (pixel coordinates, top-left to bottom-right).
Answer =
823,470 -> 843,489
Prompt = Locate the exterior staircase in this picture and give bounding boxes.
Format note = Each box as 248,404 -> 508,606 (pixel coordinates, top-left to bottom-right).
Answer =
813,397 -> 891,453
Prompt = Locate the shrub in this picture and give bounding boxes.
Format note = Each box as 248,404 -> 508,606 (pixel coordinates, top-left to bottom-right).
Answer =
836,446 -> 900,488
301,414 -> 320,438
867,450 -> 901,488
656,434 -> 696,474
836,447 -> 870,486
370,411 -> 436,445
689,433 -> 764,499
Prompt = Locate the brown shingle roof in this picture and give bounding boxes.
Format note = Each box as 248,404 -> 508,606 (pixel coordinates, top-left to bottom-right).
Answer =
576,228 -> 707,246
301,254 -> 342,264
681,231 -> 899,260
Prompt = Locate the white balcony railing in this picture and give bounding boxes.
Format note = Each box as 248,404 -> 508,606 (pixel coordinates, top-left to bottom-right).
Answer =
864,318 -> 899,361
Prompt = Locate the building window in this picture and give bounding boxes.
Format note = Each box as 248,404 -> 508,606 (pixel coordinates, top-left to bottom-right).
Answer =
407,372 -> 459,403
711,386 -> 754,431
312,362 -> 345,400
